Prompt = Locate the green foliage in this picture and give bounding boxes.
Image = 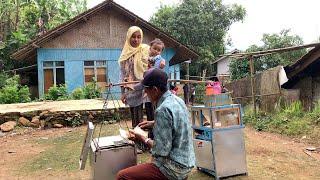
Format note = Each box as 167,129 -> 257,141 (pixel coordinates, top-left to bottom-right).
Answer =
243,101 -> 312,137
65,116 -> 82,127
150,0 -> 246,76
308,101 -> 320,124
195,84 -> 205,104
44,84 -> 69,101
0,72 -> 9,88
70,87 -> 85,100
281,101 -> 303,118
0,0 -> 87,71
112,112 -> 121,122
0,75 -> 31,104
83,81 -> 101,99
230,29 -> 306,80
43,81 -> 101,101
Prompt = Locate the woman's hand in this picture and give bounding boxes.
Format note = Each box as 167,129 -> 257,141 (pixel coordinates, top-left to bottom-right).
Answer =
121,94 -> 127,104
138,121 -> 154,129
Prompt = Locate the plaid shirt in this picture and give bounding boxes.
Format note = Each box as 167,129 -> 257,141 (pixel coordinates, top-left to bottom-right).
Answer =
152,91 -> 195,180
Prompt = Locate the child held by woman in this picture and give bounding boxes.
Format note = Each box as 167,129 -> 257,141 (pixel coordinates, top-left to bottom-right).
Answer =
148,38 -> 165,69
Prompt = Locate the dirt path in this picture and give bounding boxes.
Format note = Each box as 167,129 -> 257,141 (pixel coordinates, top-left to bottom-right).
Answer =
0,126 -> 319,180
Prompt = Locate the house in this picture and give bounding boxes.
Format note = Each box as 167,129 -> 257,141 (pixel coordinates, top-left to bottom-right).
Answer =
212,49 -> 239,78
11,0 -> 198,98
283,44 -> 320,110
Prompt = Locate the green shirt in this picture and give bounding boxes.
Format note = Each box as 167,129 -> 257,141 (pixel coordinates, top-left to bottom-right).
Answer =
152,91 -> 195,180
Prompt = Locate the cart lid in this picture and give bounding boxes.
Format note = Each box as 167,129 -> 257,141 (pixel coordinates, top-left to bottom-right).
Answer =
91,135 -> 131,151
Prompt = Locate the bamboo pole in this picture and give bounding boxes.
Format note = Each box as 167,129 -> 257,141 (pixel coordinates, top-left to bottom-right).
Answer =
106,79 -> 207,87
220,42 -> 320,58
232,92 -> 281,99
249,55 -> 256,116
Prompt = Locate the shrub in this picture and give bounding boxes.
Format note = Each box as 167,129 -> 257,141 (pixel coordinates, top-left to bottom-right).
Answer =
83,81 -> 101,99
195,84 -> 205,104
244,101 -> 314,137
308,100 -> 320,124
65,116 -> 82,127
18,86 -> 32,103
45,84 -> 69,101
281,101 -> 303,118
0,72 -> 9,88
0,75 -> 31,104
71,88 -> 85,100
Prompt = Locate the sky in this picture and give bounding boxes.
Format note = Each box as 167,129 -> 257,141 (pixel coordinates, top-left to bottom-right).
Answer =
88,0 -> 320,51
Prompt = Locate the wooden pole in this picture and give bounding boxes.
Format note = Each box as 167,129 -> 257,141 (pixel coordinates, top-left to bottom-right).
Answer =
106,79 -> 207,87
249,55 -> 256,116
186,61 -> 190,80
220,42 -> 320,58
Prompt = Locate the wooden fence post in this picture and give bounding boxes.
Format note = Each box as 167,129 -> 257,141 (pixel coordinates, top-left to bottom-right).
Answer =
249,55 -> 256,116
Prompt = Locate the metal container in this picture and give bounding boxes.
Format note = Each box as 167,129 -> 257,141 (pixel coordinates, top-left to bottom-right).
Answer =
191,104 -> 247,179
90,136 -> 137,180
193,127 -> 247,179
212,127 -> 247,178
193,139 -> 214,170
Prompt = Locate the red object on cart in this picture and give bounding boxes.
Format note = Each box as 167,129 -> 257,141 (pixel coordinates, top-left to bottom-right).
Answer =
206,82 -> 221,95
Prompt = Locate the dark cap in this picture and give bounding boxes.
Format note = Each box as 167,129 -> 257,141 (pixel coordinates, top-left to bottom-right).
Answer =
141,68 -> 168,90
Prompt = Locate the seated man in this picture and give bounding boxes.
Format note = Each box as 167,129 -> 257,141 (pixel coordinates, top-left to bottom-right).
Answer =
117,68 -> 195,180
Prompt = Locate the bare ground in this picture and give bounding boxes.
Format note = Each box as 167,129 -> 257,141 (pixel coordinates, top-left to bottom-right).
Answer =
0,125 -> 319,180
0,99 -> 125,113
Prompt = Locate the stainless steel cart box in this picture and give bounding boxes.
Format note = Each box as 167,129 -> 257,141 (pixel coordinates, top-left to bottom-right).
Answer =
193,127 -> 247,178
90,136 -> 137,180
191,104 -> 247,179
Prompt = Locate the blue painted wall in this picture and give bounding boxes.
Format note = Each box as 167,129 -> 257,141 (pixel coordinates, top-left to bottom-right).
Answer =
37,48 -> 177,98
65,61 -> 84,91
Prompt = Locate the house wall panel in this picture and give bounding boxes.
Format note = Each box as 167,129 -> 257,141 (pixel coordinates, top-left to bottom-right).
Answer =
65,61 -> 84,93
37,48 -> 175,98
217,58 -> 230,75
42,9 -> 163,49
292,76 -> 313,110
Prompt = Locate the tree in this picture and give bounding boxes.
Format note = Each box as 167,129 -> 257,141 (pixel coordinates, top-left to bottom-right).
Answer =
150,0 -> 246,77
229,29 -> 306,80
0,0 -> 87,71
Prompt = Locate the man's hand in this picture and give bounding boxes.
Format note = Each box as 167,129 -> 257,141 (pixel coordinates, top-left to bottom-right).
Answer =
129,129 -> 146,142
138,121 -> 154,129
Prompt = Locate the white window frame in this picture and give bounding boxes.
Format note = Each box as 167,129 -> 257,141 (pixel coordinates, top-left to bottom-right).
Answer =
43,61 -> 65,87
83,60 -> 107,84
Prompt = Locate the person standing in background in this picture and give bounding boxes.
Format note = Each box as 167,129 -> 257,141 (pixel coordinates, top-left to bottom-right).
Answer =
183,83 -> 190,105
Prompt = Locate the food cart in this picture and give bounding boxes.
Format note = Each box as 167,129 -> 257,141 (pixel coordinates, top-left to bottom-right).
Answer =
191,93 -> 247,179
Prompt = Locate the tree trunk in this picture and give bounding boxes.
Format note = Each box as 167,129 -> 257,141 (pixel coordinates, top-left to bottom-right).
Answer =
14,0 -> 20,31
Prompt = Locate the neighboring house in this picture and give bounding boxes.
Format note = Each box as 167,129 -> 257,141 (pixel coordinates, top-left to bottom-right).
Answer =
213,49 -> 239,76
11,0 -> 198,98
212,49 -> 239,83
283,44 -> 320,110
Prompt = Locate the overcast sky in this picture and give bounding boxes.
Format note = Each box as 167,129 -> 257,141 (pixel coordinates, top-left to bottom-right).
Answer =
88,0 -> 320,51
